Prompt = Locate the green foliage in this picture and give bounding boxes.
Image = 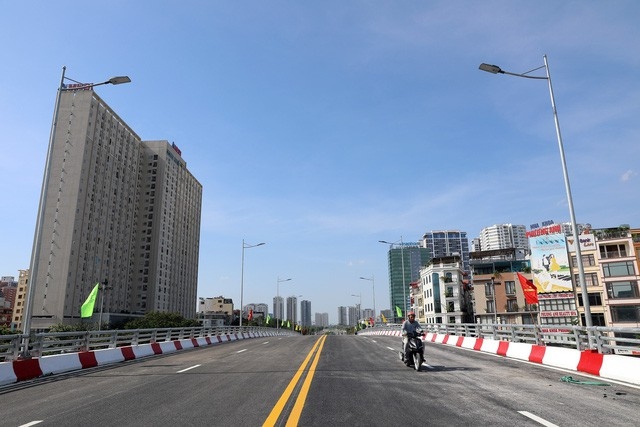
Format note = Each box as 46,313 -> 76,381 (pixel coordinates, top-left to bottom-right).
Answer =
124,311 -> 200,329
48,323 -> 97,332
0,326 -> 19,335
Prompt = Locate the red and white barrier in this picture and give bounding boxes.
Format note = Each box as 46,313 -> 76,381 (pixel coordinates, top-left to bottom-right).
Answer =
361,330 -> 640,386
0,331 -> 269,386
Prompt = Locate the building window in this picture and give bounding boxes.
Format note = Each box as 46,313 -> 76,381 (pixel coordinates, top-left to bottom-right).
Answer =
505,281 -> 516,295
599,244 -> 627,259
603,261 -> 636,277
606,281 -> 640,299
573,272 -> 599,287
610,305 -> 640,323
577,292 -> 603,307
580,312 -> 606,327
571,254 -> 596,267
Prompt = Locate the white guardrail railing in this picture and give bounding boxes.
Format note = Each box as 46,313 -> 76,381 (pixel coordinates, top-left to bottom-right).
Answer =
0,326 -> 296,362
363,323 -> 640,356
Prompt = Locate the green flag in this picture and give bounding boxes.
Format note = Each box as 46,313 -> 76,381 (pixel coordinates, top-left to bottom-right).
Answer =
266,314 -> 271,325
395,305 -> 403,318
81,283 -> 100,318
287,320 -> 291,328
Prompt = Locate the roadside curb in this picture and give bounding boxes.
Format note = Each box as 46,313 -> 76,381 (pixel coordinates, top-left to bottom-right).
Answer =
361,330 -> 640,386
0,330 -> 276,386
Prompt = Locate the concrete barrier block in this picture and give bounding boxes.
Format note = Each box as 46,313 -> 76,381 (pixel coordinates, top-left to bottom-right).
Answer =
39,353 -> 82,375
479,338 -> 500,355
541,346 -> 581,370
93,348 -> 125,365
506,342 -> 534,361
600,354 -> 640,386
131,344 -> 155,358
0,361 -> 17,386
158,341 -> 177,354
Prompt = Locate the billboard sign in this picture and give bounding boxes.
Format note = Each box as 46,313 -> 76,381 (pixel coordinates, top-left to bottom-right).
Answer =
528,231 -> 574,293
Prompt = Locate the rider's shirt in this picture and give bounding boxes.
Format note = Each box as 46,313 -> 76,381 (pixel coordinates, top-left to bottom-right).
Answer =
401,319 -> 421,336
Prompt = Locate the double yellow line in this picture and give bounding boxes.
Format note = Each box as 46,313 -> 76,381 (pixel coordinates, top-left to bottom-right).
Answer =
263,334 -> 327,427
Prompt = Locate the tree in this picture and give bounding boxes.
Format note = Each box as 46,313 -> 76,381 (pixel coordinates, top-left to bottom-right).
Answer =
124,312 -> 200,329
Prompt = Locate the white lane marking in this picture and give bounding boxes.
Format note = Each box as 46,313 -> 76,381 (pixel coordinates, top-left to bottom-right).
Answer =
422,362 -> 434,369
177,364 -> 201,373
262,341 -> 270,345
518,411 -> 559,427
387,347 -> 396,351
237,349 -> 248,353
20,422 -> 44,427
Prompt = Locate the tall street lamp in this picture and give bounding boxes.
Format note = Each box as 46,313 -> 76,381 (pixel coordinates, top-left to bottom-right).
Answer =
22,67 -> 131,357
379,237 -> 406,322
276,277 -> 292,331
479,56 -> 593,337
240,239 -> 265,328
359,275 -> 376,323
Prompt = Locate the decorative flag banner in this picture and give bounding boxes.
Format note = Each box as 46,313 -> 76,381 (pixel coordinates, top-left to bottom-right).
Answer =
369,317 -> 374,326
381,313 -> 387,323
248,309 -> 254,321
80,283 -> 100,318
517,273 -> 539,304
395,306 -> 403,318
266,314 -> 271,325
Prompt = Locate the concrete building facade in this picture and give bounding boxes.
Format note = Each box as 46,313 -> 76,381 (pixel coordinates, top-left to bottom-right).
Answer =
28,89 -> 201,330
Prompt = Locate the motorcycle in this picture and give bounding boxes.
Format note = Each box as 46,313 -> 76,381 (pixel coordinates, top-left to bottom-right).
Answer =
399,329 -> 425,371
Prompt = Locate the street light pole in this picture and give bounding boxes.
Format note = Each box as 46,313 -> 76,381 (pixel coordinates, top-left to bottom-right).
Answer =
240,239 -> 265,328
479,56 -> 593,339
276,277 -> 292,331
359,275 -> 375,323
22,67 -> 131,357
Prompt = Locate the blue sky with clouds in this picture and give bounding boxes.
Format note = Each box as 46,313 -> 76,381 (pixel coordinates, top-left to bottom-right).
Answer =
1,1 -> 639,324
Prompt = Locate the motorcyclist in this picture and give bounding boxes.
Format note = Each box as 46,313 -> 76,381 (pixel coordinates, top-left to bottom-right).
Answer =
401,311 -> 422,365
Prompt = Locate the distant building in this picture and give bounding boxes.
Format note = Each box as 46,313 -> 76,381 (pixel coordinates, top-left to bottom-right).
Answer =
477,224 -> 529,259
418,255 -> 471,324
314,312 -> 329,327
273,296 -> 284,321
469,248 -> 535,325
383,241 -> 430,322
286,296 -> 299,324
26,89 -> 202,330
11,270 -> 28,331
300,300 -> 312,327
198,296 -> 233,326
421,230 -> 470,272
337,306 -> 348,326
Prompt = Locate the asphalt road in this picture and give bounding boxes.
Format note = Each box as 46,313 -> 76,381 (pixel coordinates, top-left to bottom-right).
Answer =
1,335 -> 638,426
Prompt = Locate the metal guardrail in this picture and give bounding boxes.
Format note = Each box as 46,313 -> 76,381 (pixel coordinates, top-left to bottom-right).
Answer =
0,326 -> 296,362
363,323 -> 640,355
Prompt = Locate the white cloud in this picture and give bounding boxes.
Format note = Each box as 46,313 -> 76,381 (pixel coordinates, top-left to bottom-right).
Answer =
621,170 -> 636,182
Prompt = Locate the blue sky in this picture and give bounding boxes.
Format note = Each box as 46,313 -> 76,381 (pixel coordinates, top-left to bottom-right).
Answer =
1,1 -> 639,324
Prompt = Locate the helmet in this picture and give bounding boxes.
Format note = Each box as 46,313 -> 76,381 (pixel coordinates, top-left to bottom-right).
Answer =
408,311 -> 415,317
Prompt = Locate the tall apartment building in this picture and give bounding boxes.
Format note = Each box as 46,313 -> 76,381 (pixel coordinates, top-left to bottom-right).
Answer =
421,231 -> 470,272
314,312 -> 329,327
286,296 -> 298,323
27,88 -> 201,330
273,296 -> 284,320
477,224 -> 529,259
300,300 -> 312,327
337,306 -> 348,326
384,242 -> 430,322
